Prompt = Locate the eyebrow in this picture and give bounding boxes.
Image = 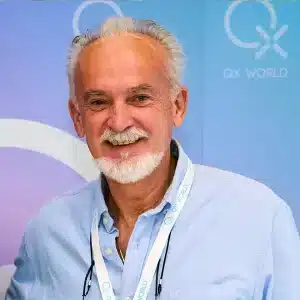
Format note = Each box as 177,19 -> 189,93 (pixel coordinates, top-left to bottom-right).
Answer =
83,90 -> 108,103
127,84 -> 154,94
84,90 -> 108,97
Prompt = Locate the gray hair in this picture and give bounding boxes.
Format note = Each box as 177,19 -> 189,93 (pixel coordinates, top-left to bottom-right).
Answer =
67,16 -> 186,101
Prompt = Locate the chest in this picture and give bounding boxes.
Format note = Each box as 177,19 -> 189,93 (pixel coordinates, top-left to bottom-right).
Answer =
45,205 -> 268,300
95,220 -> 263,300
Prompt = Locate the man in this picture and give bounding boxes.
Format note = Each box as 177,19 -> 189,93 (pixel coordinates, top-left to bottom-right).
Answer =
5,17 -> 300,300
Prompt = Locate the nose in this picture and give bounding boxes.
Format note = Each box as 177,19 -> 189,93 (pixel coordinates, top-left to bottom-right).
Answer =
106,101 -> 134,132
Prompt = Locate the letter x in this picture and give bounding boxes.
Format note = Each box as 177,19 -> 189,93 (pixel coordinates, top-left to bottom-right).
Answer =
255,25 -> 288,59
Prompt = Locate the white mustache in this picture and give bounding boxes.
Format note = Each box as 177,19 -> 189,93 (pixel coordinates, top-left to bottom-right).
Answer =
100,127 -> 149,144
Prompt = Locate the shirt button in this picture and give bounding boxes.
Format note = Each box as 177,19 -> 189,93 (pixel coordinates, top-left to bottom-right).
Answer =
125,297 -> 131,300
105,248 -> 113,255
103,216 -> 109,225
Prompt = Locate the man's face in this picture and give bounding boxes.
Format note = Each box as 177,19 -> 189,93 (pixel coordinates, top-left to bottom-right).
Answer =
69,33 -> 187,182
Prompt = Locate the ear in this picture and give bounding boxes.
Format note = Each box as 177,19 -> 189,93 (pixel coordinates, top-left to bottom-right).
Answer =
68,99 -> 85,138
172,87 -> 188,127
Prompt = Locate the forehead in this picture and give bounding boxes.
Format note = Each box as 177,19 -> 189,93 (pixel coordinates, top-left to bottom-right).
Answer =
75,33 -> 170,93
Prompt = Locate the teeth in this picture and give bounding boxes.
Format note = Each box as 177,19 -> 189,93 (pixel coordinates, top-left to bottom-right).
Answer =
128,136 -> 134,143
109,138 -> 140,146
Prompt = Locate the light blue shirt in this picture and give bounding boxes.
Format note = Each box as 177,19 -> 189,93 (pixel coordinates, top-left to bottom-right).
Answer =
5,141 -> 300,300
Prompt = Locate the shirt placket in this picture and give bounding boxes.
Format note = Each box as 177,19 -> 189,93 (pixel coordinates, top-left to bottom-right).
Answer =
98,212 -> 123,298
120,214 -> 156,300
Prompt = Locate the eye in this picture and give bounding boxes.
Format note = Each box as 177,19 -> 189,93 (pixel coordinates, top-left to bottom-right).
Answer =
90,99 -> 106,105
132,94 -> 150,103
87,99 -> 108,111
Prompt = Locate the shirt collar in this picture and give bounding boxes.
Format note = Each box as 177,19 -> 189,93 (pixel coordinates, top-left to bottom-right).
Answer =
91,139 -> 191,228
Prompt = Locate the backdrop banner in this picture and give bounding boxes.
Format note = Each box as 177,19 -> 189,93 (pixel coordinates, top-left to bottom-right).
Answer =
0,0 -> 299,272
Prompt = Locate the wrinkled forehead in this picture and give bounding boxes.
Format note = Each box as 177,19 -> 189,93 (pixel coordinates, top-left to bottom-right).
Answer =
74,33 -> 172,95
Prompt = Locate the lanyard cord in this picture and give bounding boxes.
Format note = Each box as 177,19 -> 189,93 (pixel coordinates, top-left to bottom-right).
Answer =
82,235 -> 94,299
155,230 -> 172,298
83,230 -> 172,299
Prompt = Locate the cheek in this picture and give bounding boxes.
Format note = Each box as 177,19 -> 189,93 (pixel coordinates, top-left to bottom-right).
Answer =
82,113 -> 103,141
149,109 -> 173,137
137,108 -> 166,131
83,117 -> 104,158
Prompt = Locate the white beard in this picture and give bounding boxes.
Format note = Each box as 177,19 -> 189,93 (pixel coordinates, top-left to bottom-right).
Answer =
94,151 -> 164,184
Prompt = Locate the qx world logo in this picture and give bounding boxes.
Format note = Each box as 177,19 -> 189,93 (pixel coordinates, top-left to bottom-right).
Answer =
224,0 -> 289,80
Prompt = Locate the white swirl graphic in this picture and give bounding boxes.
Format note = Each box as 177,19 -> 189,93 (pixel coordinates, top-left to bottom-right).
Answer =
0,119 -> 98,181
73,0 -> 124,36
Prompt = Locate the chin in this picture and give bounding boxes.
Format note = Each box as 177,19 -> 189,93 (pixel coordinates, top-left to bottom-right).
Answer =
94,152 -> 164,184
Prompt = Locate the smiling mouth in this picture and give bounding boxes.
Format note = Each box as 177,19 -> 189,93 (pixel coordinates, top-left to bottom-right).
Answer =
105,137 -> 145,147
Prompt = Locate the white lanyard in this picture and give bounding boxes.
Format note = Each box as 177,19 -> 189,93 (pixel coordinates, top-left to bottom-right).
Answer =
91,158 -> 194,300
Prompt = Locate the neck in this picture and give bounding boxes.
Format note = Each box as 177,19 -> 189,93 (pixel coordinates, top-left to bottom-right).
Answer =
104,148 -> 177,228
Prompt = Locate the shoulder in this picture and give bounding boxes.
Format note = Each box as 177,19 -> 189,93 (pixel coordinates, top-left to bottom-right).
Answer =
23,180 -> 101,249
191,163 -> 287,220
34,179 -> 99,223
185,164 -> 299,253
